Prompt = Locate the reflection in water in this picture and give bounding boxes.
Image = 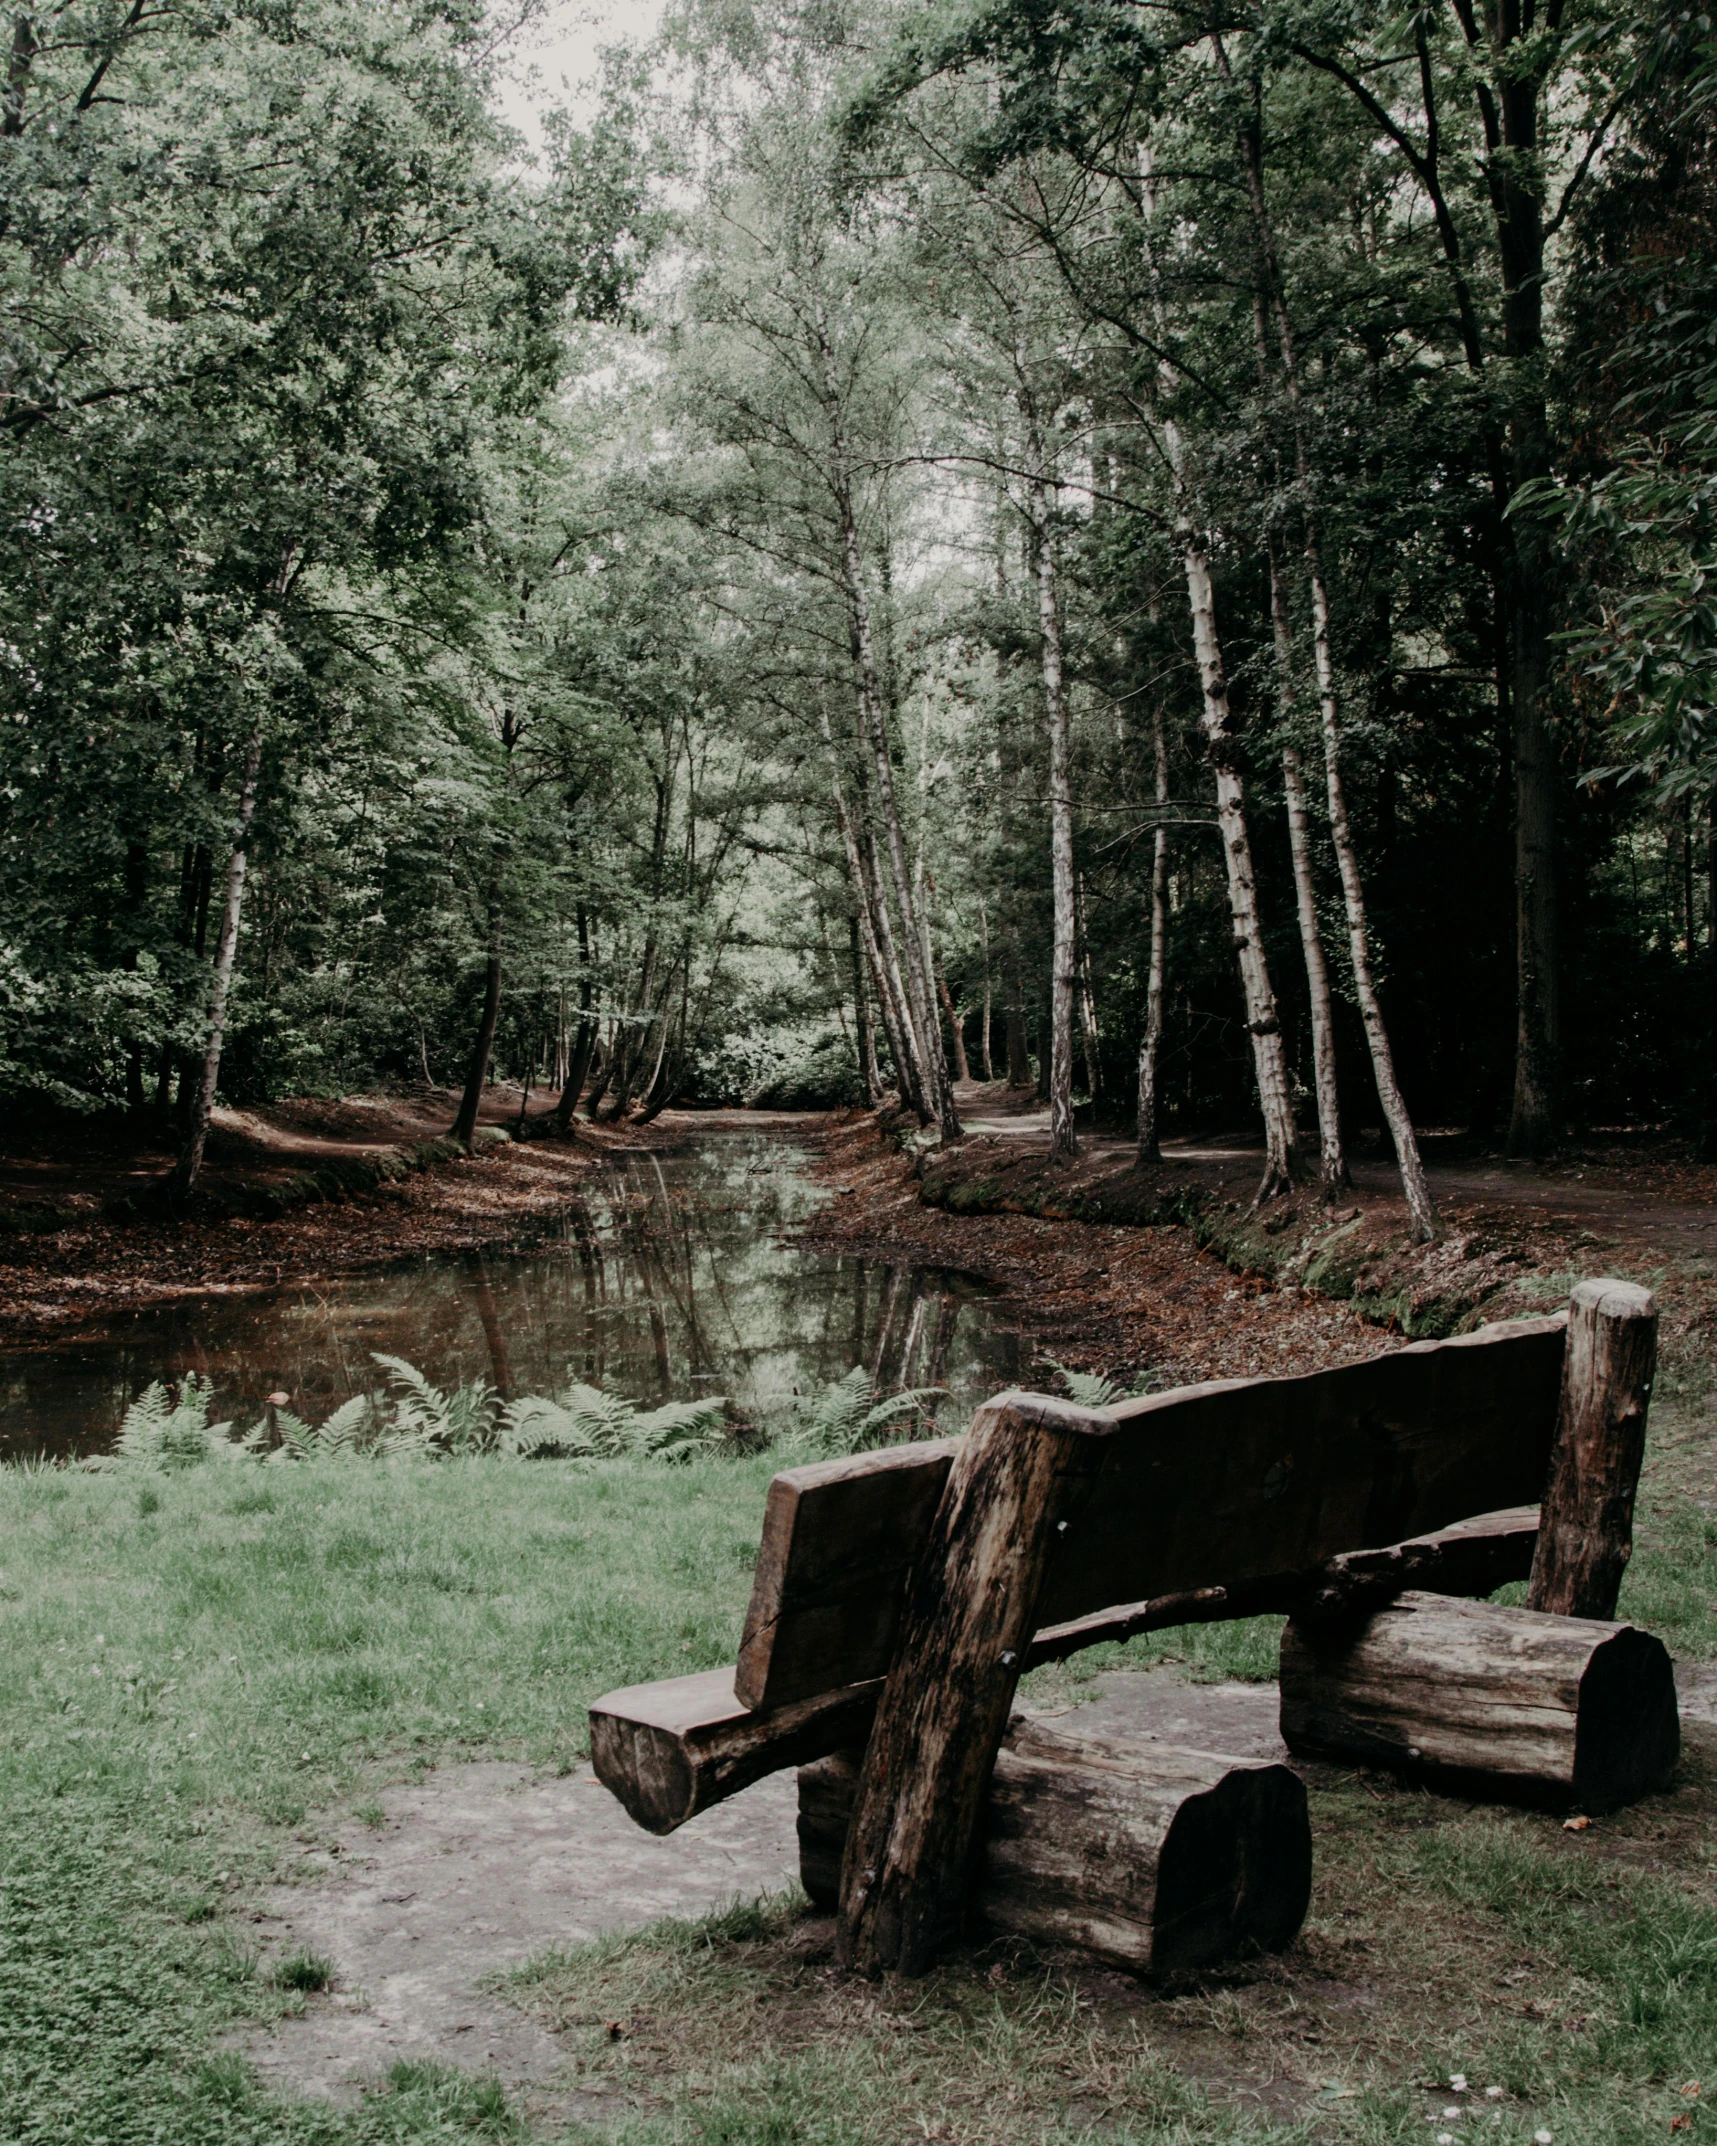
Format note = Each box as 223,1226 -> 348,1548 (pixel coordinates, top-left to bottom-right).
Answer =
0,1131 -> 1021,1460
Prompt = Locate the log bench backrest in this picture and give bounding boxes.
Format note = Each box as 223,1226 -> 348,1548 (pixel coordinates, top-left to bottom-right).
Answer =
736,1312 -> 1567,1710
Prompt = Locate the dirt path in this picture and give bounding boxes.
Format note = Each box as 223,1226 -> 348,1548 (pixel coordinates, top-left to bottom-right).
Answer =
954,1082 -> 1717,1260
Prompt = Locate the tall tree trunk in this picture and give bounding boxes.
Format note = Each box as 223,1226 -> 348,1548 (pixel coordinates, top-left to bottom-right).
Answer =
1281,23 -> 1555,1149
451,905 -> 504,1148
850,913 -> 883,1103
555,907 -> 597,1133
819,334 -> 960,1140
977,899 -> 995,1081
935,951 -> 971,1083
1005,937 -> 1032,1087
1031,488 -> 1078,1160
1177,507 -> 1301,1196
1488,37 -> 1558,1159
1137,706 -> 1170,1165
1268,543 -> 1348,1200
1075,875 -> 1101,1101
822,710 -> 925,1114
1226,66 -> 1436,1237
1139,142 -> 1300,1197
166,731 -> 262,1201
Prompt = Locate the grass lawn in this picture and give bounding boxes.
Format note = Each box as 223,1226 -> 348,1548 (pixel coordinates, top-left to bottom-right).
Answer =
1,1402 -> 1713,2144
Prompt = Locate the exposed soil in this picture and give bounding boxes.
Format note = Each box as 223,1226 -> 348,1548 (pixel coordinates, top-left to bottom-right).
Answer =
795,1089 -> 1717,1393
237,1759 -> 803,2124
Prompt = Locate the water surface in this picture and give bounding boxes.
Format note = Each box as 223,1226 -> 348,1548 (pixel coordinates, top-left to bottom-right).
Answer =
1,1130 -> 1021,1459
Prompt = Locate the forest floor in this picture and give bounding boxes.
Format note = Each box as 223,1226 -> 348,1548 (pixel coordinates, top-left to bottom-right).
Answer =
4,1077 -> 1714,1356
796,1081 -> 1717,1398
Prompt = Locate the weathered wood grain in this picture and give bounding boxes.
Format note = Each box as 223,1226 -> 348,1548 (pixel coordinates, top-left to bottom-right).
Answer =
1029,1506 -> 1541,1661
800,1719 -> 1311,1976
735,1439 -> 955,1710
1280,1590 -> 1680,1810
1529,1279 -> 1658,1619
588,1667 -> 882,1835
837,1394 -> 1112,1975
736,1316 -> 1565,1709
588,1508 -> 1541,1834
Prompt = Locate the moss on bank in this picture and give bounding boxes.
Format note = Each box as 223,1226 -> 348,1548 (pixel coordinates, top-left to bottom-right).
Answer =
916,1139 -> 1560,1339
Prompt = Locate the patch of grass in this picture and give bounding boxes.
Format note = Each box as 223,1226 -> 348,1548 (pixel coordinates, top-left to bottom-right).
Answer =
0,1452 -> 775,2143
273,1950 -> 337,1992
510,1896 -> 1258,2146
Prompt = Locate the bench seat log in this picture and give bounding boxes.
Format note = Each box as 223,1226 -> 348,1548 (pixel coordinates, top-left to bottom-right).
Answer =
799,1718 -> 1312,1977
588,1507 -> 1542,1833
588,1668 -> 883,1835
1280,1591 -> 1680,1810
737,1316 -> 1566,1711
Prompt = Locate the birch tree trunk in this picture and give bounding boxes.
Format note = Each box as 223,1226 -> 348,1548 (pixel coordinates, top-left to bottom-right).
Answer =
1137,706 -> 1170,1165
167,728 -> 263,1201
821,704 -> 925,1116
850,914 -> 883,1104
1312,578 -> 1438,1239
1032,490 -> 1078,1161
819,331 -> 960,1141
1268,544 -> 1348,1199
1139,142 -> 1300,1197
1175,497 -> 1302,1198
1224,54 -> 1438,1241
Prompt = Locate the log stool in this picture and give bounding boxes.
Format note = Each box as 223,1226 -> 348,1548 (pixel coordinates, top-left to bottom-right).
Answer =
799,1714 -> 1312,1976
1280,1591 -> 1680,1810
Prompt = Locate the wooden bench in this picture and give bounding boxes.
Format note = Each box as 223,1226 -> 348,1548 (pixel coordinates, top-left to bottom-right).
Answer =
591,1280 -> 1668,1977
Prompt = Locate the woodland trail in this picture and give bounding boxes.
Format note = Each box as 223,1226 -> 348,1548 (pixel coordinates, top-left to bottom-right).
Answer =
951,1082 -> 1717,1261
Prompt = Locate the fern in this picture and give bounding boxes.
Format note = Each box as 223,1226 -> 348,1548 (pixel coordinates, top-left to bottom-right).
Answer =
371,1354 -> 498,1455
500,1382 -> 728,1461
104,1375 -> 238,1472
774,1367 -> 945,1459
1045,1359 -> 1160,1409
245,1393 -> 412,1462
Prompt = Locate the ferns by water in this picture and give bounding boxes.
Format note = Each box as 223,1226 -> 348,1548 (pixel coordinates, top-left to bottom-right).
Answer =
109,1375 -> 238,1472
501,1386 -> 729,1461
773,1366 -> 945,1458
101,1359 -> 937,1473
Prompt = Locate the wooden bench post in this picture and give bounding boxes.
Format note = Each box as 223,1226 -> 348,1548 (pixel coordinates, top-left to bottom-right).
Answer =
1528,1279 -> 1658,1619
836,1393 -> 1112,1977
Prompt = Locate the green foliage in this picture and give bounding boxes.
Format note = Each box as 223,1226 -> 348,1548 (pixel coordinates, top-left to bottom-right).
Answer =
0,1446 -> 770,2142
1044,1360 -> 1159,1409
271,1951 -> 336,1993
772,1367 -> 947,1458
500,1384 -> 731,1462
108,1376 -> 240,1474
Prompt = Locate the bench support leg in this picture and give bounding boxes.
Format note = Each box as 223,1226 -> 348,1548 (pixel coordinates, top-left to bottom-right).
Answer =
1529,1279 -> 1657,1619
835,1393 -> 1110,1977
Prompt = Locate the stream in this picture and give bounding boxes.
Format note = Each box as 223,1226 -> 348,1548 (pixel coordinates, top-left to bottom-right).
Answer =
0,1128 -> 1023,1460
